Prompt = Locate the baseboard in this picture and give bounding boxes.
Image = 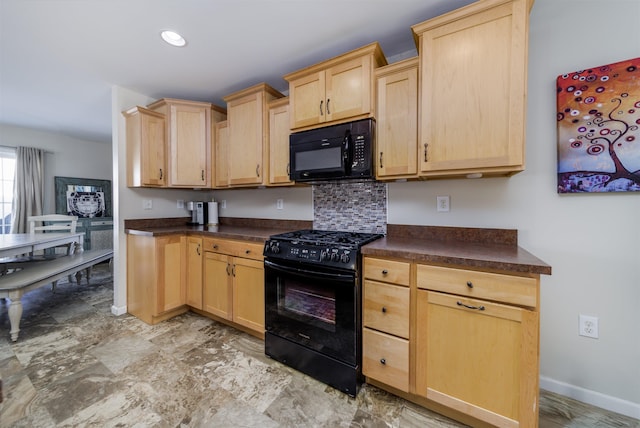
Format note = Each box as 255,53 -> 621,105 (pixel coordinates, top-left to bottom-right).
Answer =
540,376 -> 640,420
111,305 -> 127,316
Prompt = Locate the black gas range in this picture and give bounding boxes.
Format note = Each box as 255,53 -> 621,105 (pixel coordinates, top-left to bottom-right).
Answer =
263,229 -> 383,396
263,229 -> 383,271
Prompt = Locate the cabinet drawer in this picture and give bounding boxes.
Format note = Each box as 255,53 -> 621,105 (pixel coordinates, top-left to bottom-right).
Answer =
363,280 -> 410,339
416,264 -> 538,308
203,237 -> 264,261
364,257 -> 410,286
363,328 -> 409,392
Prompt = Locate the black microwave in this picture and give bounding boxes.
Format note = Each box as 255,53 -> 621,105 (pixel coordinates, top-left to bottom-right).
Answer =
289,118 -> 374,182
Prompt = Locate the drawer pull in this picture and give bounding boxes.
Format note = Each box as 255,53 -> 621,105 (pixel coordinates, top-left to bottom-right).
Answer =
213,244 -> 219,250
457,301 -> 485,311
245,249 -> 251,254
380,358 -> 386,365
466,281 -> 473,288
382,269 -> 388,275
381,306 -> 387,313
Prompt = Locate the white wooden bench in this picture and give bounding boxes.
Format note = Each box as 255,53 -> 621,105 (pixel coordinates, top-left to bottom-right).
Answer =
0,248 -> 113,341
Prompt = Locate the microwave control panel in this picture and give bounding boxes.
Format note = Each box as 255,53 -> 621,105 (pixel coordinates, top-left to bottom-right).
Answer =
352,135 -> 366,170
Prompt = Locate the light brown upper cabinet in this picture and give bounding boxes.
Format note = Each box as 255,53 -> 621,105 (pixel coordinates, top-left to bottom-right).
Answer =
268,97 -> 294,186
148,98 -> 212,188
123,105 -> 166,187
284,42 -> 387,131
375,57 -> 419,180
209,105 -> 228,188
223,83 -> 284,187
213,120 -> 229,188
412,0 -> 533,178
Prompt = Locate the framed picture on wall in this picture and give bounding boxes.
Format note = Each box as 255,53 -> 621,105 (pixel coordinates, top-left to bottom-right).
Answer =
54,176 -> 112,218
556,57 -> 640,193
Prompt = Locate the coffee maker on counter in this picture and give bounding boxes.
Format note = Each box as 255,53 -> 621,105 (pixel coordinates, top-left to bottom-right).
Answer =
187,201 -> 208,225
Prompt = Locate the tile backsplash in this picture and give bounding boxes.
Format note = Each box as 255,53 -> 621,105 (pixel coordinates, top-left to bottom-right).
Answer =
313,180 -> 387,234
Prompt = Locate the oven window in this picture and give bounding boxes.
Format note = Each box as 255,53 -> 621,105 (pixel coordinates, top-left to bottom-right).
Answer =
278,278 -> 337,332
283,283 -> 335,324
295,146 -> 342,170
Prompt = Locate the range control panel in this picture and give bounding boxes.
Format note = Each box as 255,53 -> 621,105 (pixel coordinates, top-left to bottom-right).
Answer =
264,240 -> 356,270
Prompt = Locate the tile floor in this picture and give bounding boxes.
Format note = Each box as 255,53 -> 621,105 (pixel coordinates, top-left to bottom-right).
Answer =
1,264 -> 638,427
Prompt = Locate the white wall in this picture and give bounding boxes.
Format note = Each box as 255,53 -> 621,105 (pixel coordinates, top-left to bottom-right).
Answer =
0,123 -> 112,213
110,0 -> 640,418
211,186 -> 312,220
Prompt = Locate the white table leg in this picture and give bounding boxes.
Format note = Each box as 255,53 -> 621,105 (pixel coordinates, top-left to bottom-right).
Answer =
8,297 -> 23,341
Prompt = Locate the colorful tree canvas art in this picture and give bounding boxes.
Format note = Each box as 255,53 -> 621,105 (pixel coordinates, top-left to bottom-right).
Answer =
556,57 -> 640,193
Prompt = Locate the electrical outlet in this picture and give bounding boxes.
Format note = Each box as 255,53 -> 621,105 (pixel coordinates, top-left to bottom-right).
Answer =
143,199 -> 153,210
579,314 -> 599,339
177,199 -> 184,209
276,199 -> 284,210
436,195 -> 450,212
221,200 -> 226,209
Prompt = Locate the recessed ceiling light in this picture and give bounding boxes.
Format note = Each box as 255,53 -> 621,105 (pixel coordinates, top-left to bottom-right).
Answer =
160,30 -> 187,47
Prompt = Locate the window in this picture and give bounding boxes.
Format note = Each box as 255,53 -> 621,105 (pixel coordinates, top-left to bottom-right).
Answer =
0,147 -> 16,234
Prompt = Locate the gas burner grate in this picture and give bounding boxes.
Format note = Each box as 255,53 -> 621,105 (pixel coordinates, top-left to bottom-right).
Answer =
270,229 -> 383,247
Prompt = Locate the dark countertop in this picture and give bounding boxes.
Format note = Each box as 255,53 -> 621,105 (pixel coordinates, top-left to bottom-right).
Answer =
124,217 -> 313,243
124,219 -> 551,276
126,224 -> 289,242
362,236 -> 551,275
363,225 -> 551,275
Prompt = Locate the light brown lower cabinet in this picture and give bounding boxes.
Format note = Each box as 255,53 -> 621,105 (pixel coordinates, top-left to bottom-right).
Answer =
202,237 -> 265,337
363,257 -> 541,428
362,328 -> 409,392
362,258 -> 411,393
126,234 -> 187,324
185,236 -> 203,309
416,290 -> 539,428
127,233 -> 265,338
203,252 -> 232,319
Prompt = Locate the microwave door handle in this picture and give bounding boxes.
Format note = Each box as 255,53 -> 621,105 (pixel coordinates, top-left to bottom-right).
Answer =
343,131 -> 352,173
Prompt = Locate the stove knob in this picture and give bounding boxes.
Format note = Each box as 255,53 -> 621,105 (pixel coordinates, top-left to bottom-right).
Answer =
320,250 -> 329,261
330,252 -> 339,262
340,253 -> 350,263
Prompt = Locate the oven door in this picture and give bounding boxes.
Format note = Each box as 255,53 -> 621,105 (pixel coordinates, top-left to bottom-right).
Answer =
264,258 -> 358,365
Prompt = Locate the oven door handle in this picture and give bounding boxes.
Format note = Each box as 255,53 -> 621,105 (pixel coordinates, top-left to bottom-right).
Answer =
264,260 -> 355,283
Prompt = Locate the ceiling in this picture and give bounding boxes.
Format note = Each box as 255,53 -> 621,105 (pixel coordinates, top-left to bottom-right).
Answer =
0,0 -> 475,144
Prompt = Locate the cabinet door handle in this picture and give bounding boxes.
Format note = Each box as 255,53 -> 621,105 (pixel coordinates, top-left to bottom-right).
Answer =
326,98 -> 330,115
381,306 -> 387,313
256,164 -> 260,177
379,152 -> 384,169
380,358 -> 386,365
287,163 -> 290,175
424,143 -> 429,162
319,100 -> 323,116
226,263 -> 231,276
201,170 -> 205,181
231,264 -> 236,277
457,301 -> 485,311
159,168 -> 163,180
196,244 -> 201,256
466,281 -> 473,288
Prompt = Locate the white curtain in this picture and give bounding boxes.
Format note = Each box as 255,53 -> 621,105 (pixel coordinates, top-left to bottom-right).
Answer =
10,147 -> 44,233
